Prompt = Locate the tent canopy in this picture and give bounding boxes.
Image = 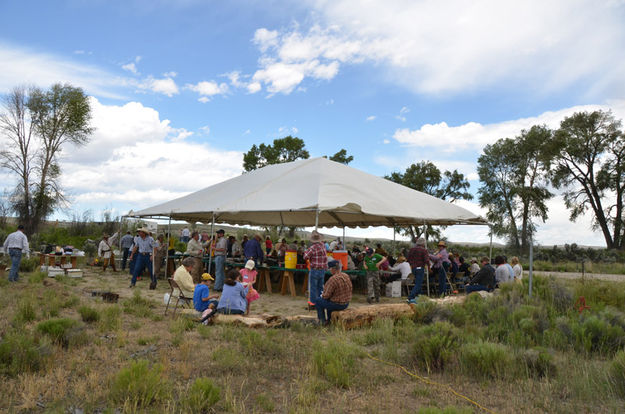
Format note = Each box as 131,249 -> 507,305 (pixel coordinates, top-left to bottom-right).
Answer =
132,157 -> 487,228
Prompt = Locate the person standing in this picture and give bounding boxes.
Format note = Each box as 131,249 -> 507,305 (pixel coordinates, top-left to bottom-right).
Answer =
511,256 -> 523,283
129,228 -> 156,289
98,232 -> 119,272
243,233 -> 264,267
213,229 -> 227,291
406,238 -> 430,303
315,260 -> 352,326
265,236 -> 273,256
181,227 -> 191,243
3,225 -> 29,282
185,231 -> 204,283
153,234 -> 167,279
429,241 -> 450,296
120,231 -> 134,270
303,230 -> 328,306
363,248 -> 385,303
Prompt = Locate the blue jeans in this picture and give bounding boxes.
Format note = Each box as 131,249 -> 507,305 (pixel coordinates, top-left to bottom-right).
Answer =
131,253 -> 154,285
8,248 -> 22,281
122,248 -> 130,270
466,284 -> 488,294
214,255 -> 226,291
309,269 -> 325,304
316,297 -> 348,324
437,266 -> 448,295
218,308 -> 244,315
408,267 -> 425,300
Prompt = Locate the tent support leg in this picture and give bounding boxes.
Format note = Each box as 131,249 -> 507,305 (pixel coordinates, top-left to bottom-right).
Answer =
342,226 -> 345,249
166,214 -> 172,277
424,221 -> 429,297
208,213 -> 215,274
315,209 -> 319,230
392,226 -> 396,256
489,226 -> 493,262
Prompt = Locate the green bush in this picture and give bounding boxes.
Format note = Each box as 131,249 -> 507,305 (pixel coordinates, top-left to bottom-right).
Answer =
572,314 -> 625,356
184,377 -> 221,413
411,322 -> 461,373
609,350 -> 625,397
15,297 -> 37,323
412,299 -> 439,324
459,341 -> 515,379
520,347 -> 555,378
0,331 -> 49,377
36,318 -> 80,347
312,339 -> 361,388
19,256 -> 40,272
78,306 -> 101,323
123,291 -> 155,318
110,360 -> 170,408
99,306 -> 122,332
28,271 -> 47,284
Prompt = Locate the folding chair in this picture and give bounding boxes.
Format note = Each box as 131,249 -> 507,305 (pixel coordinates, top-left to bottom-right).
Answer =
164,278 -> 194,315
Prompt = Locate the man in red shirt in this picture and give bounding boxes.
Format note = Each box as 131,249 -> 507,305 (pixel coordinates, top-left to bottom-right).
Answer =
406,237 -> 429,303
303,230 -> 327,306
316,260 -> 352,325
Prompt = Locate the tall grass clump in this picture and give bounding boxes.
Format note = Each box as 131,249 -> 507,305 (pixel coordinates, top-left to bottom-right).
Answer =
78,305 -> 101,323
412,299 -> 439,324
36,318 -> 79,347
15,296 -> 37,324
122,291 -> 155,318
312,339 -> 361,388
411,322 -> 461,373
99,306 -> 122,332
459,341 -> 515,379
28,271 -> 47,284
239,329 -> 284,358
183,377 -> 221,413
572,312 -> 625,356
0,331 -> 49,377
609,350 -> 625,397
519,347 -> 556,378
109,359 -> 170,409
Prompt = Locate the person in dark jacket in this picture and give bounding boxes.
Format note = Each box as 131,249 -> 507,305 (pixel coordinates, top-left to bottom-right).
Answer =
465,256 -> 495,294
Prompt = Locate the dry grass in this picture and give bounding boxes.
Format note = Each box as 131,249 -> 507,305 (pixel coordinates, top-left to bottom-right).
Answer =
0,268 -> 624,413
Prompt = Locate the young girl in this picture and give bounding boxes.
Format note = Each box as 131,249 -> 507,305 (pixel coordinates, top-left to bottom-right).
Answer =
216,269 -> 249,315
240,259 -> 260,315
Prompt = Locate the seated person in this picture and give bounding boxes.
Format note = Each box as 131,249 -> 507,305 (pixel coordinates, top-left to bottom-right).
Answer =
216,269 -> 249,315
465,256 -> 496,294
315,260 -> 352,326
240,260 -> 260,315
388,255 -> 412,282
194,273 -> 220,323
173,257 -> 196,299
457,256 -> 471,282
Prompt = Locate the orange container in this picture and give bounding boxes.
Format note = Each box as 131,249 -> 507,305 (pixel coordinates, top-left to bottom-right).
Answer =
285,250 -> 297,269
331,250 -> 348,270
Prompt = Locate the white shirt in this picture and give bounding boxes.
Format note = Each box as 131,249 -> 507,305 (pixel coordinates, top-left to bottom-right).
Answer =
513,264 -> 523,281
389,261 -> 412,280
182,228 -> 190,237
98,233 -> 118,258
3,230 -> 29,253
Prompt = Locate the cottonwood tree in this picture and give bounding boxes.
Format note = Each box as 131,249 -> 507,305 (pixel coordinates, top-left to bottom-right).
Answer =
242,136 -> 309,172
478,126 -> 553,253
551,110 -> 625,249
0,83 -> 93,234
328,148 -> 353,165
385,161 -> 473,241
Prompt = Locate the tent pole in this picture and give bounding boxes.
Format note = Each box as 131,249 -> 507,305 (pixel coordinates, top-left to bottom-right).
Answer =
208,213 -> 215,275
424,221 -> 429,297
166,214 -> 172,277
488,226 -> 493,262
392,226 -> 396,256
342,226 -> 345,249
315,209 -> 319,230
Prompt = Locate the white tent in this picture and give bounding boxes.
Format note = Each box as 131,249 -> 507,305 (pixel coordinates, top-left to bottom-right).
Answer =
132,157 -> 487,228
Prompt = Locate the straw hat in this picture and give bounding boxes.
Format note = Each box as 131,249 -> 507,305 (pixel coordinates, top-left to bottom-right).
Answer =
245,259 -> 255,270
137,227 -> 150,234
396,255 -> 406,263
310,230 -> 323,242
437,240 -> 447,247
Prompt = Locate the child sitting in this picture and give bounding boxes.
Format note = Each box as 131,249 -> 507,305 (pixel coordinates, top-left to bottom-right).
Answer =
194,273 -> 220,324
240,259 -> 260,315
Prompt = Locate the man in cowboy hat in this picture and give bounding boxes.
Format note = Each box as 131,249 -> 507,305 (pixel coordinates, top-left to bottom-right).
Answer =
98,232 -> 119,272
303,230 -> 327,307
129,227 -> 157,289
429,240 -> 451,296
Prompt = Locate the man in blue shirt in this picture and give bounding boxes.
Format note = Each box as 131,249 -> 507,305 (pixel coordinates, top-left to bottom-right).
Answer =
129,228 -> 156,289
120,231 -> 134,270
243,233 -> 264,267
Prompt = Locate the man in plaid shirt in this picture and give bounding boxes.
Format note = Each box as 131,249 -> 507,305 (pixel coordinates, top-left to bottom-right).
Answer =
316,260 -> 352,325
303,230 -> 328,305
406,237 -> 430,303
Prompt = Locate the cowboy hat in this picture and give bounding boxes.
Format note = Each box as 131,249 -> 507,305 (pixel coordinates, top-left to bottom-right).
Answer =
437,240 -> 447,247
310,230 -> 323,242
137,227 -> 150,234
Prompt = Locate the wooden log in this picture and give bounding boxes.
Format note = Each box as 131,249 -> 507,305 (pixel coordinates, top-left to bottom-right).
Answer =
330,303 -> 415,329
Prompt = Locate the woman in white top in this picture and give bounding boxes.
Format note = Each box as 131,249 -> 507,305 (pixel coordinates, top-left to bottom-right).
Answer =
389,255 -> 412,280
510,256 -> 523,283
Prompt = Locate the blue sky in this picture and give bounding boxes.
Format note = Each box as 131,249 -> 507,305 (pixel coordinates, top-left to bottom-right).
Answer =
1,0 -> 625,246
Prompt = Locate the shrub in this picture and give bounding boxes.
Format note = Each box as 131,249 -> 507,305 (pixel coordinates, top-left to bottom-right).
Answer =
459,341 -> 515,379
123,291 -> 155,318
411,322 -> 461,373
184,377 -> 221,413
312,339 -> 361,388
19,256 -> 40,272
99,306 -> 122,332
36,318 -> 79,346
15,297 -> 37,323
520,347 -> 555,378
109,360 -> 170,408
78,306 -> 101,323
412,299 -> 438,324
0,331 -> 48,377
28,271 -> 47,284
609,350 -> 625,397
572,314 -> 625,356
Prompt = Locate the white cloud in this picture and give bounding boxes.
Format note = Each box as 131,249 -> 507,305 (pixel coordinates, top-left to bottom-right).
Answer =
0,42 -> 127,99
163,71 -> 176,78
246,0 -> 625,96
382,139 -> 390,144
278,126 -> 299,135
122,62 -> 138,74
57,99 -> 243,211
199,125 -> 210,136
186,80 -> 229,101
395,106 -> 410,122
139,76 -> 179,97
366,115 -> 376,122
393,100 -> 625,151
